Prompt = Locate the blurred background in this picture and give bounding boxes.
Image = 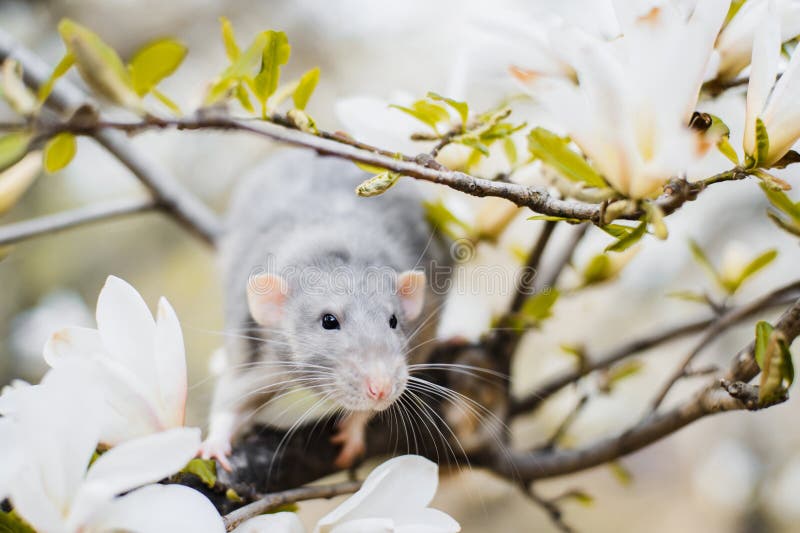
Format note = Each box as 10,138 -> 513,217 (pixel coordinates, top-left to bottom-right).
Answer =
1,1 -> 799,531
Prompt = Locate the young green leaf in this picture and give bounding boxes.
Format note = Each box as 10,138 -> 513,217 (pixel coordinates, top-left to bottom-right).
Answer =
754,117 -> 770,167
57,19 -> 140,109
758,326 -> 793,405
37,52 -> 75,103
43,132 -> 77,173
723,249 -> 777,293
424,198 -> 472,240
643,202 -> 668,240
0,152 -> 42,215
528,214 -> 582,223
253,30 -> 291,113
427,91 -> 469,130
754,321 -> 774,370
0,511 -> 36,533
761,183 -> 800,221
181,458 -> 217,489
581,254 -> 613,286
128,38 -> 187,97
355,171 -> 401,197
605,221 -> 646,253
666,290 -> 710,305
1,59 -> 36,115
717,137 -> 740,165
609,461 -> 633,486
292,67 -> 320,110
528,127 -> 606,189
520,289 -> 560,322
390,100 -> 450,133
601,224 -> 638,239
219,16 -> 240,61
151,88 -> 182,115
604,360 -> 643,390
688,239 -> 720,284
555,489 -> 595,507
0,131 -> 32,172
503,137 -> 518,165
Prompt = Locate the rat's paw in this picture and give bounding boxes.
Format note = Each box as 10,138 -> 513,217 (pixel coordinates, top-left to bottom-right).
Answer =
331,424 -> 366,469
199,437 -> 233,472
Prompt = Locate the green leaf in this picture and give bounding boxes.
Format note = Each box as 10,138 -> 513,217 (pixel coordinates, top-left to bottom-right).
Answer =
37,52 -> 75,103
754,117 -> 770,167
605,221 -> 646,253
128,38 -> 187,97
754,321 -> 774,370
758,325 -> 794,405
527,214 -> 582,223
205,30 -> 269,105
528,127 -> 607,189
503,137 -> 518,165
57,19 -> 140,109
43,132 -> 77,173
520,289 -> 560,322
427,91 -> 469,129
582,254 -> 613,285
600,224 -> 637,239
456,135 -> 490,156
292,67 -> 320,110
0,132 -> 32,172
724,249 -> 777,293
355,171 -> 401,197
760,183 -> 800,222
181,458 -> 217,489
609,461 -> 633,486
219,16 -> 240,61
253,30 -> 291,113
688,239 -> 720,284
233,83 -> 254,112
556,489 -> 594,507
644,202 -> 668,240
717,137 -> 740,165
151,88 -> 182,115
605,360 -> 643,389
390,100 -> 450,133
666,290 -> 709,305
0,511 -> 36,533
424,198 -> 472,239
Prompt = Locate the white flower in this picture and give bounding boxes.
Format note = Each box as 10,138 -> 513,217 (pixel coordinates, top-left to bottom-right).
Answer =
234,455 -> 459,533
716,0 -> 800,80
743,1 -> 800,166
531,1 -> 729,198
43,275 -> 188,445
0,362 -> 224,533
314,455 -> 459,533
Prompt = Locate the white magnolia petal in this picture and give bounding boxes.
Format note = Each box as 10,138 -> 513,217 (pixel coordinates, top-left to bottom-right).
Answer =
233,513 -> 306,533
744,0 -> 781,156
9,473 -> 68,533
395,508 -> 461,533
96,276 -> 157,390
86,484 -> 225,533
761,40 -> 800,163
82,427 -> 200,498
153,297 -> 187,428
681,0 -> 730,120
329,518 -> 394,533
717,0 -> 766,78
315,456 -> 439,532
0,419 -> 22,500
43,326 -> 105,367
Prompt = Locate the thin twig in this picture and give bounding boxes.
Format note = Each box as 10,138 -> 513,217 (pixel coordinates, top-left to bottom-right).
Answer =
649,281 -> 800,411
222,480 -> 362,531
522,483 -> 575,533
0,198 -> 156,246
541,394 -> 590,451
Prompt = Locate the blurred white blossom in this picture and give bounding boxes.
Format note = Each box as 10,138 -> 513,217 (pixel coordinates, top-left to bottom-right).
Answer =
743,1 -> 800,166
0,362 -> 223,533
43,276 -> 188,445
528,0 -> 729,198
716,0 -> 800,80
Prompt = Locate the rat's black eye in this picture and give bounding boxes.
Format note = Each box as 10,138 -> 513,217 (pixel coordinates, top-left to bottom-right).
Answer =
322,314 -> 340,330
389,314 -> 398,329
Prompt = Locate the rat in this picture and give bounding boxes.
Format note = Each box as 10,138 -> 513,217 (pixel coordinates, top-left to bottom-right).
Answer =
200,148 -> 450,471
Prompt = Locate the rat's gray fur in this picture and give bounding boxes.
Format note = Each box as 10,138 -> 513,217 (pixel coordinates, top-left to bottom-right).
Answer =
212,149 -> 449,430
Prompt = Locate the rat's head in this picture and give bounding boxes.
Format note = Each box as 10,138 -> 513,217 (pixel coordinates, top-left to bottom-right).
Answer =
246,268 -> 426,413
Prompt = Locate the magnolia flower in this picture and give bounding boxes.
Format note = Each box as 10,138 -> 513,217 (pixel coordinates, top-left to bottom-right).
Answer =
530,0 -> 729,198
0,362 -> 224,533
0,418 -> 22,501
235,456 -> 459,533
743,2 -> 800,167
43,275 -> 188,445
716,0 -> 800,80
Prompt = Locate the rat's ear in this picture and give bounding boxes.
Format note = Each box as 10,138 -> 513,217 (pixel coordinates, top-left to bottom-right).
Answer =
247,273 -> 288,326
397,270 -> 426,321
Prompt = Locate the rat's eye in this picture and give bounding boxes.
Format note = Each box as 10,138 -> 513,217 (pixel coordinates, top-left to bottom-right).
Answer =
321,313 -> 340,330
389,314 -> 398,329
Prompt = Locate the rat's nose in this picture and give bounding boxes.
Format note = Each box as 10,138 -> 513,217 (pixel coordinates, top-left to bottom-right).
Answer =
366,376 -> 392,401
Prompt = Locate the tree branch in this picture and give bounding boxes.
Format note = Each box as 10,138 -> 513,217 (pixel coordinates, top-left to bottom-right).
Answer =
0,197 -> 155,246
222,481 -> 362,531
0,31 -> 222,245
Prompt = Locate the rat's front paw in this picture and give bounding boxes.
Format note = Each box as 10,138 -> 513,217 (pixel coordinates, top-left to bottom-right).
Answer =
199,437 -> 233,472
331,425 -> 366,469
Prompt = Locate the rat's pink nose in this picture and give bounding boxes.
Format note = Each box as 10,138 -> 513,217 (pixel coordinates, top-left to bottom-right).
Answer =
366,377 -> 392,401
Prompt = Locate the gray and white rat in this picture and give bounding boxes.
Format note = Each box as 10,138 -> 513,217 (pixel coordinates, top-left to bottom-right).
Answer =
200,149 -> 449,470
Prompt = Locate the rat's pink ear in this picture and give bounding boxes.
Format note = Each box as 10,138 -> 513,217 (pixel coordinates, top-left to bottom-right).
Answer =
247,273 -> 288,326
397,270 -> 426,321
